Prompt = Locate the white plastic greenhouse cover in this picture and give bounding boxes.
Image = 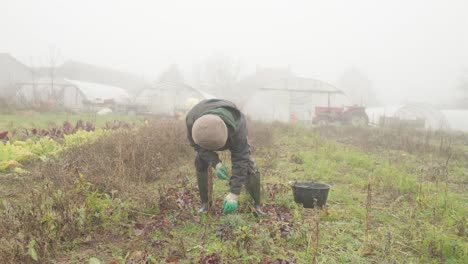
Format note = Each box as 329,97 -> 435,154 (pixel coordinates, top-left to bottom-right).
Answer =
394,104 -> 449,130
441,109 -> 468,132
65,79 -> 131,103
366,104 -> 462,131
365,106 -> 401,125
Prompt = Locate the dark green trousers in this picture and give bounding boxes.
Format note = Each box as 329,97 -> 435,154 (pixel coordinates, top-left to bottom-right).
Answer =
195,156 -> 261,206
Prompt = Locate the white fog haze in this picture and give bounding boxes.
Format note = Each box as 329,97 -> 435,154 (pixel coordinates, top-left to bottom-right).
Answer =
1,2 -> 468,262
2,0 -> 468,106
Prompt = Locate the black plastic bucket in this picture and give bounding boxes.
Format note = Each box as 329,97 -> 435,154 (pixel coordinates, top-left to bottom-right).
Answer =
289,181 -> 330,208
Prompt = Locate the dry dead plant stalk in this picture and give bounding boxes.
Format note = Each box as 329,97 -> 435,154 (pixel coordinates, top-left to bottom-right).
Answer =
365,181 -> 372,241
59,119 -> 192,191
442,144 -> 452,210
363,168 -> 374,255
417,167 -> 425,209
179,236 -> 187,258
303,208 -> 320,264
312,215 -> 320,264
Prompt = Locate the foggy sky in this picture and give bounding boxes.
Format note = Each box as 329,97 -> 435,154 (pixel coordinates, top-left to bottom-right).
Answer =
2,0 -> 468,105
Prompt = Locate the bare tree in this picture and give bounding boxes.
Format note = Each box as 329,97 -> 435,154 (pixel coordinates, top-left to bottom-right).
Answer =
25,57 -> 40,109
337,68 -> 379,107
191,54 -> 241,100
47,46 -> 62,108
456,70 -> 468,109
18,47 -> 64,110
157,64 -> 185,84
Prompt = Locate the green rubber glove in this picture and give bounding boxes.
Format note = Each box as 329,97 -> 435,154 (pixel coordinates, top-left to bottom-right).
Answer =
223,193 -> 238,214
215,163 -> 229,180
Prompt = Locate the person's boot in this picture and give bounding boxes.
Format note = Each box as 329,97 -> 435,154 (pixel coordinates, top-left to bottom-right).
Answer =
199,202 -> 209,213
196,171 -> 212,213
246,163 -> 267,217
253,205 -> 267,217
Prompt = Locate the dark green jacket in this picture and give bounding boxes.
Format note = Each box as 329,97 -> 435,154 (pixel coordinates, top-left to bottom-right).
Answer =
186,99 -> 251,195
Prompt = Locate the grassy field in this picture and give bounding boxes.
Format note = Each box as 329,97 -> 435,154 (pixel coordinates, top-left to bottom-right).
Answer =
0,117 -> 466,263
0,111 -> 141,130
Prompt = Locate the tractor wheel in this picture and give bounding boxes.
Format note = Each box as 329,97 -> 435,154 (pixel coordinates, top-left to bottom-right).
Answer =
316,118 -> 330,126
348,114 -> 369,127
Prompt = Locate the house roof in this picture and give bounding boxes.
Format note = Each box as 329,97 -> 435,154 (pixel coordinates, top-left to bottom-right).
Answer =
0,53 -> 28,66
0,53 -> 31,82
261,77 -> 343,93
59,60 -> 152,94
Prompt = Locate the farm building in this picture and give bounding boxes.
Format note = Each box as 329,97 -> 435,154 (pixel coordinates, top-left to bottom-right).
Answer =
15,78 -> 131,111
243,77 -> 350,123
234,67 -> 294,107
135,82 -> 215,116
0,53 -> 32,102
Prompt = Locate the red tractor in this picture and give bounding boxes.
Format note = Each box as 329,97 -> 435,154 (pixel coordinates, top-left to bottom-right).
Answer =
312,92 -> 369,126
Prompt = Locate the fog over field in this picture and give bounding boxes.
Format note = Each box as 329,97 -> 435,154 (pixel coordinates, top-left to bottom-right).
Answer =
1,0 -> 468,106
1,2 -> 468,263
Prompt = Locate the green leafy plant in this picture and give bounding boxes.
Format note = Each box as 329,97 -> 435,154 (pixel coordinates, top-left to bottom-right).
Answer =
27,239 -> 38,261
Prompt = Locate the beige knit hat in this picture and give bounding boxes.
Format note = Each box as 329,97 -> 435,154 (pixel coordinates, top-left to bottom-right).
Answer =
192,114 -> 228,150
